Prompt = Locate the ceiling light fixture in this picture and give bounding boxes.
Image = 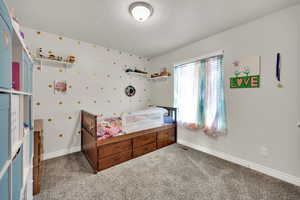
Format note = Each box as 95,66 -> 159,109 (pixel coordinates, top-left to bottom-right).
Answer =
129,2 -> 153,22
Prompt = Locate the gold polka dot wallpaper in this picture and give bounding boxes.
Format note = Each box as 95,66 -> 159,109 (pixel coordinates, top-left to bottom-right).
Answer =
23,27 -> 151,157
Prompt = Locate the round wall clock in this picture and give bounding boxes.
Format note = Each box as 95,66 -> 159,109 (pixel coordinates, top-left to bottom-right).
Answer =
125,85 -> 136,97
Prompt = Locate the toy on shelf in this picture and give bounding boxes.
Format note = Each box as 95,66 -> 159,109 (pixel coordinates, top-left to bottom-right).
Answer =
37,48 -> 44,58
125,68 -> 134,72
65,56 -> 76,63
150,67 -> 171,78
125,67 -> 148,74
48,54 -> 56,60
151,73 -> 161,78
134,68 -> 148,74
35,48 -> 76,64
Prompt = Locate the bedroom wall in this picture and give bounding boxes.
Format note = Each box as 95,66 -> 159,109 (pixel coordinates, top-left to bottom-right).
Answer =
150,4 -> 300,184
22,27 -> 152,159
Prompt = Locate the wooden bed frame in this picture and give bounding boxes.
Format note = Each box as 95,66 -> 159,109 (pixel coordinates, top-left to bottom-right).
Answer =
81,106 -> 177,173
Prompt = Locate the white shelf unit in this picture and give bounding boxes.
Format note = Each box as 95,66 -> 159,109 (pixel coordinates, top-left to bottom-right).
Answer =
125,71 -> 148,78
125,71 -> 170,81
0,1 -> 34,200
34,57 -> 75,68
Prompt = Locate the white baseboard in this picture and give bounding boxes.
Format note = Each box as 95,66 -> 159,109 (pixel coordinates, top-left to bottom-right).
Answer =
44,146 -> 81,160
178,139 -> 300,187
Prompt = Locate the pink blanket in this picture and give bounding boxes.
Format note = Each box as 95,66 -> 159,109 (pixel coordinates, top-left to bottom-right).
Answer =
97,116 -> 123,140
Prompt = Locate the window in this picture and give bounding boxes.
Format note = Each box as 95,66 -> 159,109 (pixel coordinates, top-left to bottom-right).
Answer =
174,54 -> 227,135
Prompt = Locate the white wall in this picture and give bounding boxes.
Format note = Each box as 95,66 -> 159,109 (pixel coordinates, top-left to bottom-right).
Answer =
150,4 -> 300,182
23,27 -> 151,159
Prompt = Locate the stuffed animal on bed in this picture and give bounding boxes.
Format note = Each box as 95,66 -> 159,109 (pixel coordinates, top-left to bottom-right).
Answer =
97,117 -> 123,139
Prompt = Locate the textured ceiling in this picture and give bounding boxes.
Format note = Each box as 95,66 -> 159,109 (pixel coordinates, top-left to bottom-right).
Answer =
7,0 -> 300,57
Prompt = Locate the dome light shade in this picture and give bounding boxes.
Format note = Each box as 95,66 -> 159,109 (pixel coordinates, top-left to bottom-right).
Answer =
129,2 -> 153,22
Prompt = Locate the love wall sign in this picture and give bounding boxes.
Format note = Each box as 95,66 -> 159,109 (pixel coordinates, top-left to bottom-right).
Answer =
230,56 -> 261,89
230,75 -> 260,88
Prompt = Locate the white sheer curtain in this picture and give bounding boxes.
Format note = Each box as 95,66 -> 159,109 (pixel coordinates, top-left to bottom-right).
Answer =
174,62 -> 200,128
174,55 -> 227,135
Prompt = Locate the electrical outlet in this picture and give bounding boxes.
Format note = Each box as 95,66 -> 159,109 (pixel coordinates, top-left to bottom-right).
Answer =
260,146 -> 269,157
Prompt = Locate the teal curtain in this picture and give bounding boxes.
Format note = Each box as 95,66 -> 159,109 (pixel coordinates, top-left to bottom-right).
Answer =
174,55 -> 227,136
197,60 -> 206,129
203,55 -> 227,135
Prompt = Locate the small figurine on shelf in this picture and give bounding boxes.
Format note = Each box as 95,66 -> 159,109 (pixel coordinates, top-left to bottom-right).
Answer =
151,67 -> 171,78
48,54 -> 56,60
65,56 -> 76,63
151,73 -> 160,78
133,68 -> 148,74
37,48 -> 45,58
56,56 -> 63,61
160,67 -> 171,76
161,67 -> 167,73
125,68 -> 134,72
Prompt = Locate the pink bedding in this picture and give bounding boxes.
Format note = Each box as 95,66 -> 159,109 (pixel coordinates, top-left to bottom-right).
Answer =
96,116 -> 123,140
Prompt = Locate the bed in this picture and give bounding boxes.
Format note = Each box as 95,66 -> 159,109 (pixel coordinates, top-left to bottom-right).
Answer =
81,106 -> 177,173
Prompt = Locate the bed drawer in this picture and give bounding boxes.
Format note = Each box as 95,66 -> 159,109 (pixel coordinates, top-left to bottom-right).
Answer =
133,133 -> 156,148
157,140 -> 171,149
157,128 -> 175,148
99,150 -> 132,170
98,140 -> 132,158
133,142 -> 156,158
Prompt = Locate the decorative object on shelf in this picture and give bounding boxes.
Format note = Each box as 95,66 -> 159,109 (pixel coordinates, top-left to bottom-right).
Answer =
48,54 -> 56,60
126,67 -> 148,74
151,73 -> 160,78
125,68 -> 134,72
54,80 -> 67,94
134,68 -> 148,74
65,56 -> 76,63
37,48 -> 44,58
276,53 -> 283,88
34,48 -> 76,65
125,85 -> 136,97
230,56 -> 261,88
149,68 -> 171,80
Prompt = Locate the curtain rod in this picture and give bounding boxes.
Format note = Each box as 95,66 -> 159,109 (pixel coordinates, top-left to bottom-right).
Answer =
174,50 -> 224,68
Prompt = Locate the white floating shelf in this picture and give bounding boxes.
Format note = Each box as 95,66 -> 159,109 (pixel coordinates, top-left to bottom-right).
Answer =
125,71 -> 171,81
34,57 -> 75,66
125,71 -> 148,78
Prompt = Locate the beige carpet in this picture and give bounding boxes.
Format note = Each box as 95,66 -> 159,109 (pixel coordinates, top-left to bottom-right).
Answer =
34,144 -> 300,200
